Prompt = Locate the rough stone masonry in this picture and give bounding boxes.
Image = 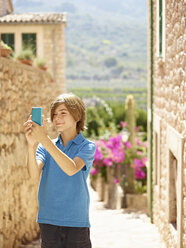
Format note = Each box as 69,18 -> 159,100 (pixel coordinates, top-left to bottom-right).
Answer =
0,57 -> 63,248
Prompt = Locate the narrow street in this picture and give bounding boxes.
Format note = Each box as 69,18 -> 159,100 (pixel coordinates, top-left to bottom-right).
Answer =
90,186 -> 166,248
20,181 -> 166,248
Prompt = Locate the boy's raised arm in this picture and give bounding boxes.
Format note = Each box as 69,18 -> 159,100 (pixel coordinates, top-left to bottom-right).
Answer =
27,144 -> 44,181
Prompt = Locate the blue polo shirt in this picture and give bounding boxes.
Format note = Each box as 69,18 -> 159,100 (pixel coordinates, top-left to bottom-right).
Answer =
36,132 -> 96,227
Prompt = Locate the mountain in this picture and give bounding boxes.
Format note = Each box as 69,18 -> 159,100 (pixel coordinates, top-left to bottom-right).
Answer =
13,0 -> 147,19
12,0 -> 147,89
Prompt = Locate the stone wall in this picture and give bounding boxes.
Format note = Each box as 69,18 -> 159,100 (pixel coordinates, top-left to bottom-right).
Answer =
148,0 -> 186,247
0,57 -> 63,248
43,24 -> 66,92
0,0 -> 11,17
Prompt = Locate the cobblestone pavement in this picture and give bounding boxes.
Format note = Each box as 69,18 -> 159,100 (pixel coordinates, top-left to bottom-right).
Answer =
20,183 -> 166,248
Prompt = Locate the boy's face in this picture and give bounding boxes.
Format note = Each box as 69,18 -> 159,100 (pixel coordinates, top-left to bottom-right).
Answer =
52,103 -> 77,133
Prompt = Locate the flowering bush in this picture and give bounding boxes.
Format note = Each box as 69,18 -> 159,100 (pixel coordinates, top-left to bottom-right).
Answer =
92,135 -> 125,180
91,122 -> 147,193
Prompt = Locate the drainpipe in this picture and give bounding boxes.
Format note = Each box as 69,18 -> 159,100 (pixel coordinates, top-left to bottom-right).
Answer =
150,0 -> 154,223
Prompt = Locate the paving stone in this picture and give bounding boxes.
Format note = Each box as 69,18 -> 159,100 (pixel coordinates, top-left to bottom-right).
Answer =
20,182 -> 166,248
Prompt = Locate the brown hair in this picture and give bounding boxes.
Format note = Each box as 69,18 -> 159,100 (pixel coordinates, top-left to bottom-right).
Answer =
50,93 -> 86,133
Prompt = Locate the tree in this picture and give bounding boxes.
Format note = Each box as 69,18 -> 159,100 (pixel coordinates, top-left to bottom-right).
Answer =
104,57 -> 118,67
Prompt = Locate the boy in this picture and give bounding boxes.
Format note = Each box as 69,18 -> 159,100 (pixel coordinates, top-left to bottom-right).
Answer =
24,93 -> 96,248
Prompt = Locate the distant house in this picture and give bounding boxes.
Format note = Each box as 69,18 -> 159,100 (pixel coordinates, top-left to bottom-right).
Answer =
0,0 -> 67,91
147,1 -> 185,248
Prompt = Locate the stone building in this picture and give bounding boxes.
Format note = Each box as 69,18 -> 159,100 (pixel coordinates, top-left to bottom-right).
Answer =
0,1 -> 67,247
147,1 -> 185,248
0,0 -> 13,17
0,58 -> 57,248
0,0 -> 67,91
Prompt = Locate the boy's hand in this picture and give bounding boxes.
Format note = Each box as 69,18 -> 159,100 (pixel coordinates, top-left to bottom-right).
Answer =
30,121 -> 48,145
24,115 -> 48,146
24,115 -> 38,147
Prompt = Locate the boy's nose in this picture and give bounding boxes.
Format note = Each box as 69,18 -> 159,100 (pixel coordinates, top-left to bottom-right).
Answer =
55,114 -> 62,121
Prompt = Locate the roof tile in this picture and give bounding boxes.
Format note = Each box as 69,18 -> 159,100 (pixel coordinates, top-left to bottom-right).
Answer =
0,13 -> 67,24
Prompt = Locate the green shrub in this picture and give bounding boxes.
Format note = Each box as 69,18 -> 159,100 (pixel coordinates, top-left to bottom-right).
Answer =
84,100 -> 147,139
0,41 -> 12,50
108,101 -> 126,130
136,108 -> 147,132
35,58 -> 46,67
104,57 -> 118,67
17,49 -> 34,60
111,63 -> 125,76
85,106 -> 105,138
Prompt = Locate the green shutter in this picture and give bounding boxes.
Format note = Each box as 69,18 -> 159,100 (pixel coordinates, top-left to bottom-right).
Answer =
1,33 -> 15,50
22,33 -> 37,55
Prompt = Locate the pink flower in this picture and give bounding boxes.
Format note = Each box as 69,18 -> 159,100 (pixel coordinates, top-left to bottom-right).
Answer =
142,142 -> 148,147
134,126 -> 139,132
91,168 -> 98,176
135,138 -> 140,146
112,149 -> 125,163
134,158 -> 146,180
121,121 -> 127,128
135,168 -> 146,179
134,158 -> 144,167
114,178 -> 119,184
103,158 -> 113,167
137,150 -> 143,155
94,146 -> 103,162
106,135 -> 123,149
124,141 -> 132,149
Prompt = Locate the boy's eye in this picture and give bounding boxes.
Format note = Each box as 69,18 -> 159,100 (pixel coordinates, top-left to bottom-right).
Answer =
59,111 -> 67,115
53,112 -> 67,117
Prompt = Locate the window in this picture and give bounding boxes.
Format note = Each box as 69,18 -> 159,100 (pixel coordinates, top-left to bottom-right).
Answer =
153,113 -> 161,193
1,33 -> 15,50
156,0 -> 165,58
22,33 -> 37,55
167,125 -> 184,246
169,151 -> 177,229
159,0 -> 163,56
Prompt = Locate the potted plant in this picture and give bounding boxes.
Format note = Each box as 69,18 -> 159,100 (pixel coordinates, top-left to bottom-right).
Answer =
17,49 -> 34,66
0,41 -> 12,58
35,58 -> 47,71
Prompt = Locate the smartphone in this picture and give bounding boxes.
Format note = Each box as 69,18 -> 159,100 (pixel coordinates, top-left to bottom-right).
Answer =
32,107 -> 42,126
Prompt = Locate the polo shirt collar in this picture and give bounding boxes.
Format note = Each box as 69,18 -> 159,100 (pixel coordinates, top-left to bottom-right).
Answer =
55,132 -> 84,145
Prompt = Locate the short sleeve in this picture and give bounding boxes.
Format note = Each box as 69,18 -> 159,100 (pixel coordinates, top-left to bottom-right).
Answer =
36,143 -> 47,164
76,142 -> 96,171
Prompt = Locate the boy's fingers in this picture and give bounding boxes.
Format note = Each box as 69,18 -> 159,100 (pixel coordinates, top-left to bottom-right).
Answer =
25,125 -> 31,131
23,121 -> 29,127
23,120 -> 32,126
31,122 -> 40,128
26,129 -> 32,135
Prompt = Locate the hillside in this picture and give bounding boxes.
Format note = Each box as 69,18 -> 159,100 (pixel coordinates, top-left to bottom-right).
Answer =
13,0 -> 147,90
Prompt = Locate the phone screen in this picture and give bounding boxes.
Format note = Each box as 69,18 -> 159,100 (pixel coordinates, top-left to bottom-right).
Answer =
32,107 -> 42,126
